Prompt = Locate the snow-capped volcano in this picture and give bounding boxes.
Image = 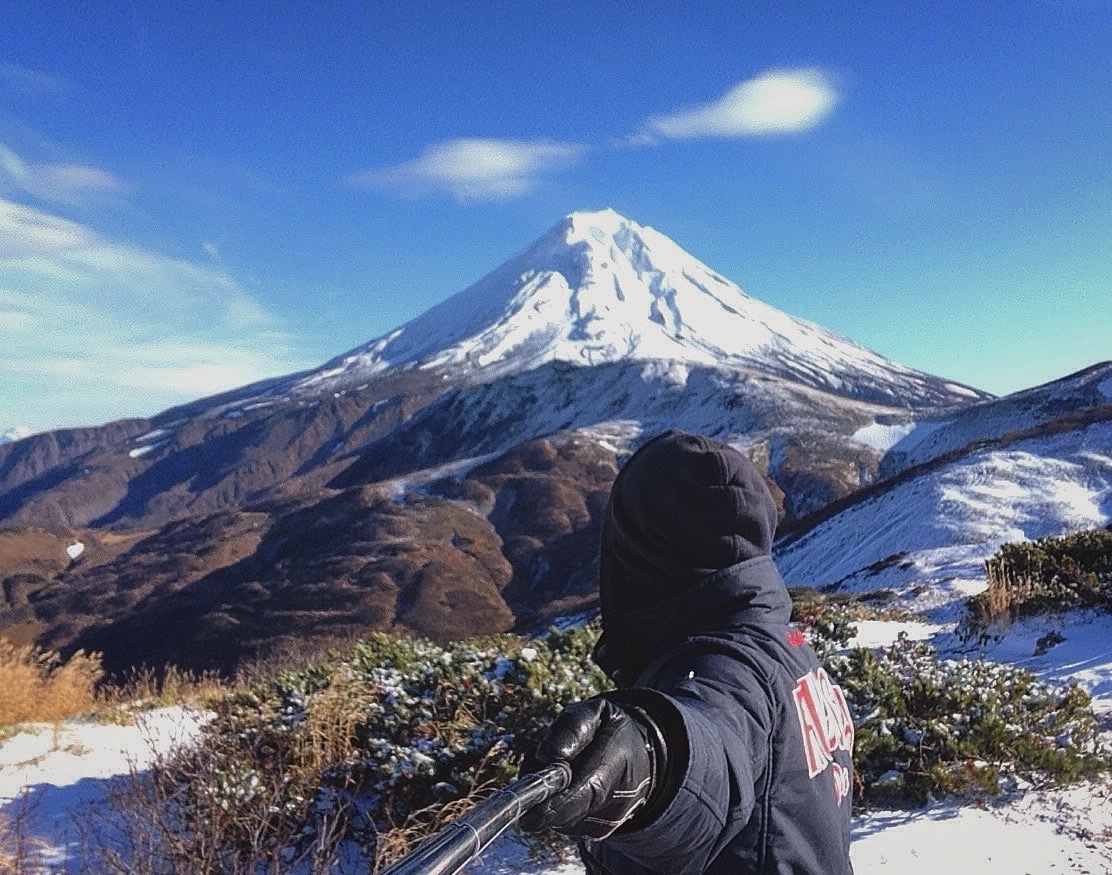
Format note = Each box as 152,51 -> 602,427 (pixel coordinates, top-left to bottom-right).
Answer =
300,209 -> 987,407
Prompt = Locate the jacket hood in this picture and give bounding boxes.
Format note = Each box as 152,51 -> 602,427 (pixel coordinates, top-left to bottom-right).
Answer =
594,429 -> 788,683
594,555 -> 794,684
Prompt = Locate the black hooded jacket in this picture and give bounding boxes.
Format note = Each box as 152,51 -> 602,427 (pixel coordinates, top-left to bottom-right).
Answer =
582,431 -> 854,875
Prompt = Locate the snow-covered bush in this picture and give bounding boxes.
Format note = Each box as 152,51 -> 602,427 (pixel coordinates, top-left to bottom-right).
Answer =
116,609 -> 1111,871
133,624 -> 608,872
832,632 -> 1111,806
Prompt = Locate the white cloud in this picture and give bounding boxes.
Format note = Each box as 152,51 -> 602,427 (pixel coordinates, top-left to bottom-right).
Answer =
350,138 -> 588,201
644,69 -> 839,141
0,142 -> 126,206
0,198 -> 309,432
0,309 -> 34,330
32,163 -> 124,194
0,198 -> 97,257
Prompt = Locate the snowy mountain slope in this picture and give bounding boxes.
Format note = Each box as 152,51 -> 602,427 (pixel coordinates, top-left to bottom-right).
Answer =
880,361 -> 1112,476
775,416 -> 1112,618
3,208 -> 1102,679
327,358 -> 927,518
296,209 -> 988,409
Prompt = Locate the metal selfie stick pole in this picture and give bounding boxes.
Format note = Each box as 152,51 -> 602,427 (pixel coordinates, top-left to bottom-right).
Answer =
379,762 -> 572,875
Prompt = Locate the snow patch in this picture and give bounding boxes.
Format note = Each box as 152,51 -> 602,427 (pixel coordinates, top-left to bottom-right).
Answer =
847,620 -> 944,649
1100,374 -> 1112,400
133,428 -> 170,444
128,440 -> 167,458
979,611 -> 1112,712
852,422 -> 917,453
380,449 -> 508,502
777,420 -> 1112,618
0,707 -> 209,871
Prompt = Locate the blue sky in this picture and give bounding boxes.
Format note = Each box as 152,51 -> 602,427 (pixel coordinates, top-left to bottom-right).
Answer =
2,1 -> 1109,434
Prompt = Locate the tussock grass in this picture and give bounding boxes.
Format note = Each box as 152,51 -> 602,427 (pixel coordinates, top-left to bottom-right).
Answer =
965,527 -> 1112,634
101,665 -> 227,714
0,640 -> 102,729
0,638 -> 228,732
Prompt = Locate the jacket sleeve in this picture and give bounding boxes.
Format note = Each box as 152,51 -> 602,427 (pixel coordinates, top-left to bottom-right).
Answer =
594,642 -> 777,874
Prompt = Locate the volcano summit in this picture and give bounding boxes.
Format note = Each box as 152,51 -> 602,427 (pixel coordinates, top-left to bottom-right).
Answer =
294,209 -> 985,409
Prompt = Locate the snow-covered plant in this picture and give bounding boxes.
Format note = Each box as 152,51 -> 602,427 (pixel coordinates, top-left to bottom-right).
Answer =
832,632 -> 1112,805
790,586 -> 919,659
142,623 -> 609,871
121,612 -> 1112,870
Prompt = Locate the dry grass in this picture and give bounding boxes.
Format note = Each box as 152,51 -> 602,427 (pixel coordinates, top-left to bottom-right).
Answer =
977,555 -> 1039,624
99,665 -> 228,715
0,637 -> 232,733
0,639 -> 102,729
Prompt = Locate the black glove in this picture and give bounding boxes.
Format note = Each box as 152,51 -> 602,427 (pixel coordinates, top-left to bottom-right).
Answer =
519,695 -> 667,840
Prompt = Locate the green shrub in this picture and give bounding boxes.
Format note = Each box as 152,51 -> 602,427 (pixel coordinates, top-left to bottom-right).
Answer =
118,606 -> 1112,870
969,528 -> 1112,628
831,632 -> 1111,806
135,624 -> 608,871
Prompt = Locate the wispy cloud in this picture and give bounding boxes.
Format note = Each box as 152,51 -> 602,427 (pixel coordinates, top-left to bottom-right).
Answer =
351,70 -> 838,200
349,138 -> 588,201
642,69 -> 839,142
1,197 -> 308,432
0,62 -> 66,97
0,142 -> 127,206
0,198 -> 97,256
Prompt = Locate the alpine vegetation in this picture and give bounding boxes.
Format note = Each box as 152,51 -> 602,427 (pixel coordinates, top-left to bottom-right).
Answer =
91,603 -> 1111,873
967,527 -> 1112,629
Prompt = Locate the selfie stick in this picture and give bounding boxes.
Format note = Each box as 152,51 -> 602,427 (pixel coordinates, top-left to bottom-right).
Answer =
379,762 -> 572,875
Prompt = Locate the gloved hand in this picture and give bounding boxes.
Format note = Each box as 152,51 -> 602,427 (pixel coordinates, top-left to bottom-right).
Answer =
518,695 -> 664,840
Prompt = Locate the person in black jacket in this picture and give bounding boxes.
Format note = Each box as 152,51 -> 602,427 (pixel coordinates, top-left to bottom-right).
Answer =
520,429 -> 854,874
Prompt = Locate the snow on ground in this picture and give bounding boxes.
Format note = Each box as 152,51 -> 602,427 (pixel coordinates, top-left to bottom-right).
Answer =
379,448 -> 508,502
883,363 -> 1112,474
1,426 -> 33,445
4,617 -> 1111,873
977,611 -> 1112,713
851,422 -> 920,453
847,619 -> 943,648
0,707 -> 208,871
